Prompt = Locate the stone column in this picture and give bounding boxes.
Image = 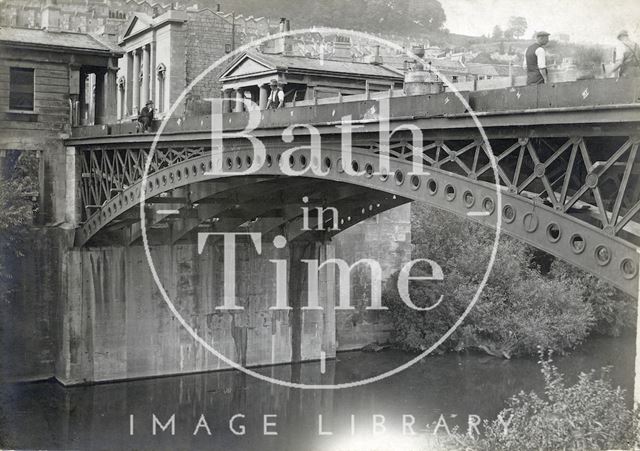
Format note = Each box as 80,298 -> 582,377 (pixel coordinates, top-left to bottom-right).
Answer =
150,40 -> 156,104
78,71 -> 87,125
141,44 -> 150,107
221,89 -> 230,113
234,88 -> 244,112
64,146 -> 81,226
132,49 -> 140,115
116,79 -> 123,122
126,51 -> 133,116
69,65 -> 80,126
259,84 -> 269,110
103,63 -> 118,124
88,74 -> 96,124
305,84 -> 317,103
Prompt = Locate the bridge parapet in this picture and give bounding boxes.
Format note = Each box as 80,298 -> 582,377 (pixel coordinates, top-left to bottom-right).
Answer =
69,78 -> 640,139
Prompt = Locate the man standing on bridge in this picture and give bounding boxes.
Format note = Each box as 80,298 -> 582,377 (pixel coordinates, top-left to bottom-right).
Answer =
524,31 -> 550,85
266,79 -> 285,109
609,30 -> 640,79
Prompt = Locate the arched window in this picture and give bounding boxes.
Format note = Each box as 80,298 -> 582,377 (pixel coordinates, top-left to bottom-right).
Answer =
156,63 -> 166,113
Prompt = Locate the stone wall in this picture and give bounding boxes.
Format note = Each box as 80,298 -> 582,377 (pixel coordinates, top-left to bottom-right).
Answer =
0,47 -> 75,225
184,9 -> 270,115
333,204 -> 412,350
3,206 -> 411,384
55,238 -> 336,384
2,228 -> 72,382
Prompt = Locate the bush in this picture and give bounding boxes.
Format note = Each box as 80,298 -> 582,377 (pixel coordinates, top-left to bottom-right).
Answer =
448,351 -> 639,450
549,260 -> 635,337
383,204 -> 595,357
0,151 -> 38,302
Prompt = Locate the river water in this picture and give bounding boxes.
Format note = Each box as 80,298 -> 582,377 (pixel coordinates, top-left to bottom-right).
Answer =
0,336 -> 634,450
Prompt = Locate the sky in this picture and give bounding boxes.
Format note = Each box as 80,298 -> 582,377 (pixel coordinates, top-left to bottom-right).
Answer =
440,0 -> 640,44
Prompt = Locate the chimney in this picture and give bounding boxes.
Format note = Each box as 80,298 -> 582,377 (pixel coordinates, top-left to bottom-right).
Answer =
42,0 -> 60,31
412,44 -> 425,71
283,19 -> 293,55
152,5 -> 160,18
365,45 -> 383,65
333,35 -> 351,61
268,18 -> 292,55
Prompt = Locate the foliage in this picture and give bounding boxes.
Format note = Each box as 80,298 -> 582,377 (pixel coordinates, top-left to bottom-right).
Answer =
491,25 -> 503,40
0,151 -> 37,233
220,0 -> 447,35
506,16 -> 528,39
546,41 -> 606,68
0,151 -> 38,301
548,260 -> 635,337
448,351 -> 639,450
570,44 -> 606,67
383,204 -> 594,358
470,51 -> 503,64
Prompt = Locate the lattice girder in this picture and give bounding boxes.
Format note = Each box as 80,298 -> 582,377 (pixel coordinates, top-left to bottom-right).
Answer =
74,141 -> 640,297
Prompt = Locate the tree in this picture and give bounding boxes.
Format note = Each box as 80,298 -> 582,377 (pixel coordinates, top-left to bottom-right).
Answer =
506,16 -> 528,39
219,0 -> 447,34
383,203 -> 635,359
492,25 -> 503,40
0,151 -> 38,304
383,204 -> 594,358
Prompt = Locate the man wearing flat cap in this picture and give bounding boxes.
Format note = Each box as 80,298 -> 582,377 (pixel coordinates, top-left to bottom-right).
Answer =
609,30 -> 640,78
265,79 -> 285,109
523,31 -> 550,85
137,100 -> 154,133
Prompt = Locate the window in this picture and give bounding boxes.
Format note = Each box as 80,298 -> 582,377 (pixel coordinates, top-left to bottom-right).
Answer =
156,63 -> 166,113
10,67 -> 35,111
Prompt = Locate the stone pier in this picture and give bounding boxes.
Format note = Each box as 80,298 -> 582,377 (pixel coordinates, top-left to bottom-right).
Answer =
54,237 -> 337,385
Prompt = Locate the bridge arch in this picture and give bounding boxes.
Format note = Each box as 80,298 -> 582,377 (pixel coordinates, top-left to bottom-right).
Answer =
76,145 -> 639,297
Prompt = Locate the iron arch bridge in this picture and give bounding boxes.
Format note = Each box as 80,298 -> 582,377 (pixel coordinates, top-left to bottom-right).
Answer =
66,78 -> 640,297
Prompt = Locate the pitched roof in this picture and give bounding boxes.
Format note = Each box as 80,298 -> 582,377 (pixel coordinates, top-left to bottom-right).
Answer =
122,12 -> 154,37
221,50 -> 404,82
0,26 -> 122,56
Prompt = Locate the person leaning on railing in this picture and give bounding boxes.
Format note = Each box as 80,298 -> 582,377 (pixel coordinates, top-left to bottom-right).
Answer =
608,30 -> 640,79
137,100 -> 154,132
265,79 -> 285,109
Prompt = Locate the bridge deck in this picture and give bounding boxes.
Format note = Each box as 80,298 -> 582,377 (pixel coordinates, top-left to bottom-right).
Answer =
67,78 -> 640,143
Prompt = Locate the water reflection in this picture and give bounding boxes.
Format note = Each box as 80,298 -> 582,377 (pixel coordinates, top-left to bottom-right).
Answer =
1,336 -> 634,450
